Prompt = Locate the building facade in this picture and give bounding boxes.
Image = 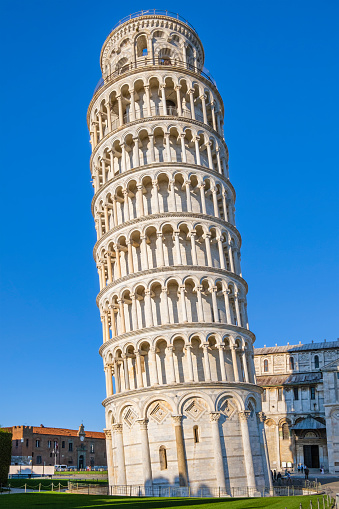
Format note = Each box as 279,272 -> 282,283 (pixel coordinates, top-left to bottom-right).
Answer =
7,424 -> 106,469
254,340 -> 339,473
88,10 -> 270,493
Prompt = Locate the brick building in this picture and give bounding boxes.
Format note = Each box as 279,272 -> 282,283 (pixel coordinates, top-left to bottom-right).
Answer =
6,424 -> 107,469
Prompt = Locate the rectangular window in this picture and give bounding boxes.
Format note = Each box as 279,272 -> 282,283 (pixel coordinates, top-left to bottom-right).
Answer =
69,442 -> 73,452
278,388 -> 283,401
48,440 -> 51,448
90,444 -> 94,453
35,440 -> 40,448
263,389 -> 267,402
54,441 -> 58,449
26,439 -> 29,447
50,453 -> 52,458
16,440 -> 19,447
310,387 -> 316,400
36,456 -> 42,465
62,441 -> 65,449
293,387 -> 299,401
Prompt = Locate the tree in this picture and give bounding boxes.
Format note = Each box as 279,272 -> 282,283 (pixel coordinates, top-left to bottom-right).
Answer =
0,429 -> 12,486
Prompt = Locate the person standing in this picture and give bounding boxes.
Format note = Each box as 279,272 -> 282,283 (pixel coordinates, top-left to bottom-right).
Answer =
305,466 -> 309,480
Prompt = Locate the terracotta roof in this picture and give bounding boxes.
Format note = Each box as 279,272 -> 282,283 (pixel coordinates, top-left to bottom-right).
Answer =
25,426 -> 104,439
254,340 -> 339,356
257,372 -> 322,386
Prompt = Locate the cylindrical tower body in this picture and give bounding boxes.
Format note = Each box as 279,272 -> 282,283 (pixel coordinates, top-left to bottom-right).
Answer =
88,11 -> 271,495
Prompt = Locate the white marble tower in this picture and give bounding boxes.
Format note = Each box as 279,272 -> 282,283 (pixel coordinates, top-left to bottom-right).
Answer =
87,10 -> 271,494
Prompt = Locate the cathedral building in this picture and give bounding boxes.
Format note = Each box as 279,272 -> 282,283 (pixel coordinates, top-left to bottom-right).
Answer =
254,339 -> 339,473
87,10 -> 270,493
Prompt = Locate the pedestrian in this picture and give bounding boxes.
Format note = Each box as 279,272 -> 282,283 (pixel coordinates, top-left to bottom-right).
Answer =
271,470 -> 274,481
301,464 -> 304,473
273,469 -> 277,481
305,467 -> 309,480
277,471 -> 282,485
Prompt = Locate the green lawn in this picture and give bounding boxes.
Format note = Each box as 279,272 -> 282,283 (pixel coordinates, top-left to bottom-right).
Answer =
0,493 -> 328,509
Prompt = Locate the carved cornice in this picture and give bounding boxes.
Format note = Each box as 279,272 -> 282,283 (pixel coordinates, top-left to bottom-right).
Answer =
101,380 -> 261,407
99,321 -> 255,357
91,164 -> 236,214
89,115 -> 227,163
93,211 -> 241,257
96,265 -> 248,305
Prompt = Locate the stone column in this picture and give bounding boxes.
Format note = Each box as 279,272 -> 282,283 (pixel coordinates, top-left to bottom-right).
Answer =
133,137 -> 140,168
117,96 -> 123,126
156,233 -> 165,266
227,242 -> 235,272
173,231 -> 182,265
144,85 -> 151,116
161,287 -> 170,324
239,411 -> 256,490
257,412 -> 273,490
234,293 -> 242,327
209,413 -> 226,489
196,285 -> 205,322
123,189 -> 130,221
180,134 -> 187,162
112,423 -> 126,485
175,86 -> 182,115
120,143 -> 126,172
160,84 -> 167,115
204,233 -> 213,266
137,184 -> 144,215
169,179 -> 177,212
189,231 -> 198,265
105,365 -> 113,396
109,305 -> 117,337
101,159 -> 106,184
118,299 -> 126,334
130,293 -> 138,330
104,429 -> 114,485
144,289 -> 153,327
98,111 -> 103,138
152,180 -> 160,213
166,346 -> 176,384
223,290 -> 232,324
200,94 -> 208,124
217,237 -> 226,269
114,361 -> 121,393
184,180 -> 192,212
218,345 -> 227,381
140,235 -> 149,270
106,254 -> 113,283
127,240 -> 134,273
216,148 -> 222,174
194,136 -> 201,165
185,344 -> 194,381
188,89 -> 195,119
210,286 -> 219,322
149,134 -> 155,163
172,415 -> 188,486
104,205 -> 110,232
206,142 -> 213,170
149,347 -> 159,385
199,183 -> 207,214
137,419 -> 152,486
212,187 -> 219,216
123,355 -> 130,390
129,89 -> 136,121
275,422 -> 281,470
112,197 -> 118,226
202,344 -> 212,381
179,285 -> 188,322
210,101 -> 217,130
115,247 -> 122,278
231,345 -> 240,382
135,351 -> 144,388
242,348 -> 250,382
164,132 -> 171,161
104,311 -> 110,341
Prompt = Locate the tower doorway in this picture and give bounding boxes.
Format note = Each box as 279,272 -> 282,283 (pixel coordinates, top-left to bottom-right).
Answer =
78,455 -> 84,469
303,445 -> 319,468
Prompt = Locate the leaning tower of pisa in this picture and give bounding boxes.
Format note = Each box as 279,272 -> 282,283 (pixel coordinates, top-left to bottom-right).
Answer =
87,10 -> 272,495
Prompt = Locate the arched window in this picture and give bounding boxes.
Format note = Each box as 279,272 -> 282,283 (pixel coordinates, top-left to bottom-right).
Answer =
282,423 -> 290,440
159,446 -> 167,470
264,359 -> 268,372
193,425 -> 199,443
289,357 -> 294,370
314,355 -> 319,369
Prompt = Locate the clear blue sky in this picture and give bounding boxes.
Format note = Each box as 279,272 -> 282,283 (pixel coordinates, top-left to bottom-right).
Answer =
1,0 -> 338,432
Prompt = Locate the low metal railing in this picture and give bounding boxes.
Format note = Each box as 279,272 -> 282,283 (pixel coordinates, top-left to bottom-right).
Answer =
111,10 -> 197,33
94,60 -> 216,94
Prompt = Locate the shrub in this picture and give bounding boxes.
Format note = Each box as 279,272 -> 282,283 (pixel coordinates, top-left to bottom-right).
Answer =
0,429 -> 12,486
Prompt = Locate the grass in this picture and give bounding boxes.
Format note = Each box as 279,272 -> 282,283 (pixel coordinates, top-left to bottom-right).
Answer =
0,493 -> 328,509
